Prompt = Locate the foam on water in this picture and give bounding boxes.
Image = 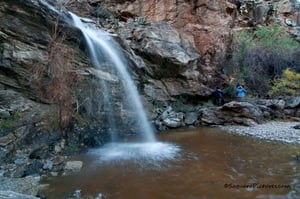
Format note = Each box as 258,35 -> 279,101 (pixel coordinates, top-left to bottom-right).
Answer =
88,142 -> 181,164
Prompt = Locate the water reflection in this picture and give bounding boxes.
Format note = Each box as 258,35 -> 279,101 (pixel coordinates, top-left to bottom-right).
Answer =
42,127 -> 300,199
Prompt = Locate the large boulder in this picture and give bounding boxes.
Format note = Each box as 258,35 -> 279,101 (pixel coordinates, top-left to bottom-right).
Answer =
255,99 -> 286,110
221,101 -> 264,120
199,101 -> 264,126
130,22 -> 200,69
117,22 -> 214,100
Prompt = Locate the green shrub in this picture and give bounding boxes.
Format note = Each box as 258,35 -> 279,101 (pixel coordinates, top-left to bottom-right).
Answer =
51,114 -> 60,130
0,121 -> 13,129
134,17 -> 148,25
226,24 -> 300,97
238,25 -> 299,49
0,112 -> 20,129
270,68 -> 300,97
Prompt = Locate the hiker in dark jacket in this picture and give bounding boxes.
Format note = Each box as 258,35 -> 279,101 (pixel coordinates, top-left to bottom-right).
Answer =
214,87 -> 223,106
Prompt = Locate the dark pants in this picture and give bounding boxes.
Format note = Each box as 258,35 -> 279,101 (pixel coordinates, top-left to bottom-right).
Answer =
216,98 -> 222,106
236,97 -> 244,102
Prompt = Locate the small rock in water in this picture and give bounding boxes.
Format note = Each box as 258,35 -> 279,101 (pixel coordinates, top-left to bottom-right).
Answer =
95,192 -> 103,199
294,155 -> 300,163
42,160 -> 53,170
64,161 -> 83,173
292,125 -> 300,129
73,189 -> 81,198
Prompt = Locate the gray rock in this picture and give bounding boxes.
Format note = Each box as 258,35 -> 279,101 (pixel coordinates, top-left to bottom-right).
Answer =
285,18 -> 297,27
0,191 -> 39,199
131,22 -> 199,65
162,112 -> 185,128
123,21 -> 214,98
232,117 -> 257,126
95,193 -> 104,199
162,118 -> 182,128
292,125 -> 300,129
199,107 -> 221,125
256,99 -> 285,110
160,106 -> 173,120
184,112 -> 199,125
42,160 -> 53,170
0,176 -> 40,196
14,157 -> 27,165
285,96 -> 300,108
73,189 -> 81,198
199,101 -> 268,126
0,133 -> 16,147
221,101 -> 263,119
64,161 -> 83,173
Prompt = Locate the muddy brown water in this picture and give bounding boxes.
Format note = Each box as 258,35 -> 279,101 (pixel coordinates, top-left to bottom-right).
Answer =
42,127 -> 300,199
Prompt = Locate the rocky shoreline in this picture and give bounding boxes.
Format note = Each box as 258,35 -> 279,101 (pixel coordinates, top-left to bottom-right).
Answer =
220,121 -> 300,145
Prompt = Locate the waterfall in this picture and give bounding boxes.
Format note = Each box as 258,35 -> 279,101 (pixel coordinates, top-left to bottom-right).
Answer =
68,13 -> 156,142
38,0 -> 179,163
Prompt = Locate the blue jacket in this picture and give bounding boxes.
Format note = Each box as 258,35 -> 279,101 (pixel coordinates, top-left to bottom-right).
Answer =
236,87 -> 246,98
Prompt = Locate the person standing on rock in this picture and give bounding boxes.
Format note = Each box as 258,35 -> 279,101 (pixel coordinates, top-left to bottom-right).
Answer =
214,87 -> 223,106
236,85 -> 246,101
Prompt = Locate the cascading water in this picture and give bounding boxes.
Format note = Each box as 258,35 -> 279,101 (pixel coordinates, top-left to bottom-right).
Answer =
69,13 -> 155,142
67,13 -> 180,163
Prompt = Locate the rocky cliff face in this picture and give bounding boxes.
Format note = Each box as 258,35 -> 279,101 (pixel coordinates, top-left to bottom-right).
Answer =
0,0 -> 112,178
96,0 -> 299,54
0,0 -> 65,177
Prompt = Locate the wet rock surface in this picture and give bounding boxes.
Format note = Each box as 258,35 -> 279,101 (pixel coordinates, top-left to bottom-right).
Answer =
0,176 -> 40,198
0,191 -> 40,199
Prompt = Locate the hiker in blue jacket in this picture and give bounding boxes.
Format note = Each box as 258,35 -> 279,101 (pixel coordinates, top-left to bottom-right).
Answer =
236,85 -> 246,101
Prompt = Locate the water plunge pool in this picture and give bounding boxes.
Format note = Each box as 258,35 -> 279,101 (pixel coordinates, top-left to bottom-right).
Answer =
42,127 -> 300,199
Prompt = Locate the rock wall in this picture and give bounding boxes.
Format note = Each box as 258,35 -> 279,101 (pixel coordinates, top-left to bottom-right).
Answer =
0,0 -> 62,178
97,0 -> 299,51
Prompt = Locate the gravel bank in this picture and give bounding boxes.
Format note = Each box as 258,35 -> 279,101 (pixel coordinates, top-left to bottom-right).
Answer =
220,121 -> 300,144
